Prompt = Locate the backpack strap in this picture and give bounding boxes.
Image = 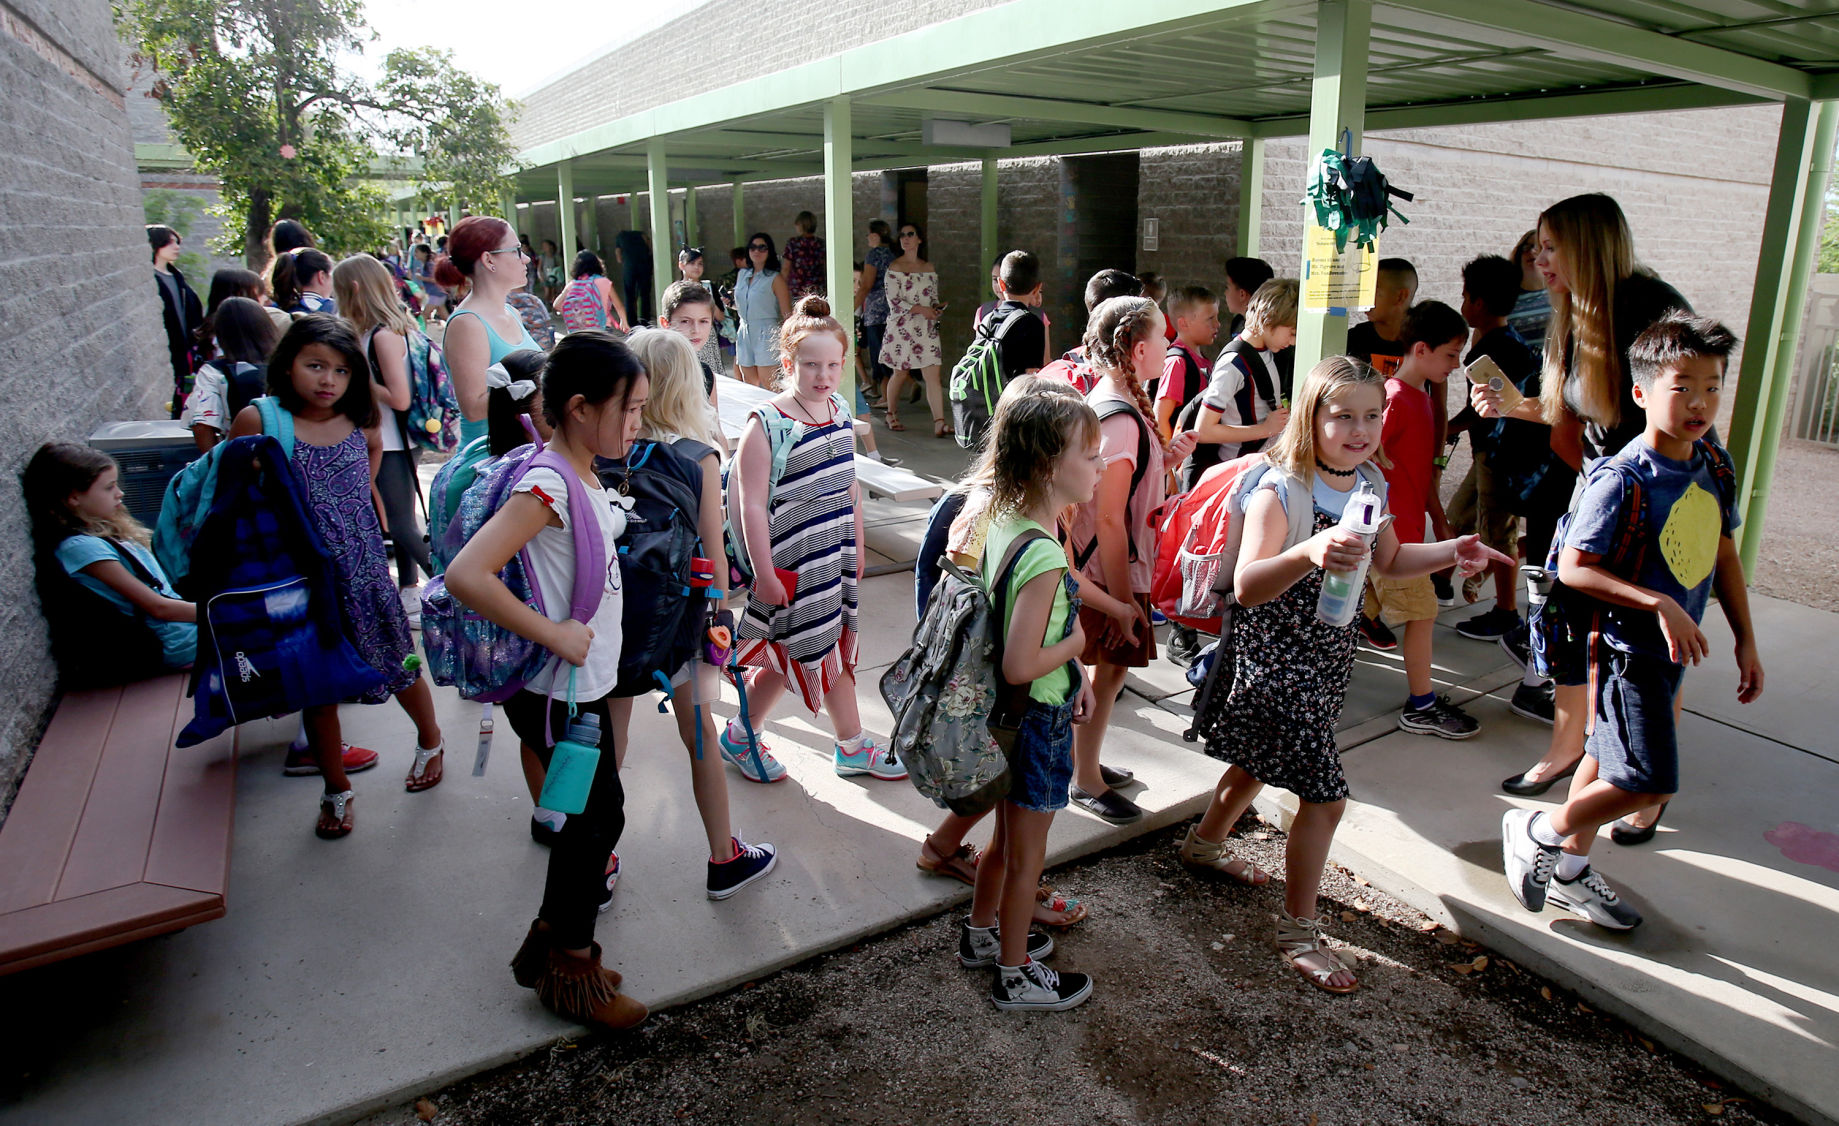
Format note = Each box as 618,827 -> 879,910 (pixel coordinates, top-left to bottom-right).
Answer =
1224,337 -> 1280,413
254,396 -> 295,460
517,451 -> 609,626
1073,399 -> 1153,571
1696,437 -> 1740,525
988,528 -> 1057,728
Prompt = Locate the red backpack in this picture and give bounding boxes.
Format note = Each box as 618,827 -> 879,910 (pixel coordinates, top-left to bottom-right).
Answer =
1038,347 -> 1097,395
1147,452 -> 1268,632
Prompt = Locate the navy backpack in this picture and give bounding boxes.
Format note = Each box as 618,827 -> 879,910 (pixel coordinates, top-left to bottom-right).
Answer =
598,437 -> 712,700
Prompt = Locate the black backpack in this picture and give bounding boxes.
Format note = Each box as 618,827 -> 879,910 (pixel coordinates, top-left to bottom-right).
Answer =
221,360 -> 268,421
38,537 -> 170,689
1178,338 -> 1281,490
597,438 -> 712,699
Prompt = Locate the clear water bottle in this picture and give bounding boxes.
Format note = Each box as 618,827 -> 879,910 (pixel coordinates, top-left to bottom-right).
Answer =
1316,483 -> 1383,627
537,711 -> 602,816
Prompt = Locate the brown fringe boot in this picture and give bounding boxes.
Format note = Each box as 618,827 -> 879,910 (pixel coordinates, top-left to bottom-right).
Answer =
510,920 -> 623,990
534,944 -> 648,1030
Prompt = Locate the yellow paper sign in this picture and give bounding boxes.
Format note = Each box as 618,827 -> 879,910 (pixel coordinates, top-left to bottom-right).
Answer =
1302,224 -> 1377,313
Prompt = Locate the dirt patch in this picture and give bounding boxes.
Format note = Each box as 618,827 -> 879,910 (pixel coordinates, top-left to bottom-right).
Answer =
363,819 -> 1784,1126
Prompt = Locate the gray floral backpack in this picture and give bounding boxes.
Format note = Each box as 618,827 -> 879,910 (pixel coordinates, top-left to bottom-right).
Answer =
879,530 -> 1051,816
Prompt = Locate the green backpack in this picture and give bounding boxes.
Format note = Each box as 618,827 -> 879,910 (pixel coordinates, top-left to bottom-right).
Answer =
947,306 -> 1031,450
426,435 -> 499,574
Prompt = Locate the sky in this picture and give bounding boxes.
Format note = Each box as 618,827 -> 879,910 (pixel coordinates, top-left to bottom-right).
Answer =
355,0 -> 713,98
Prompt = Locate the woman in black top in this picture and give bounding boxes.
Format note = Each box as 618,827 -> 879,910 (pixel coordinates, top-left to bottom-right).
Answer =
149,225 -> 203,418
1473,193 -> 1686,832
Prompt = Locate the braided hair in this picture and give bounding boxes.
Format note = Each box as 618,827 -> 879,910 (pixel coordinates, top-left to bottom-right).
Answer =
1083,295 -> 1166,449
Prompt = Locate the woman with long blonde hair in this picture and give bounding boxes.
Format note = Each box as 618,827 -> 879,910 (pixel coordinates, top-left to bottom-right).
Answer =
1472,193 -> 1685,832
335,253 -> 432,594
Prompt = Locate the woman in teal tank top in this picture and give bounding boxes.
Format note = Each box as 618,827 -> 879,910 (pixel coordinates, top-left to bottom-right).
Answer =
437,216 -> 543,445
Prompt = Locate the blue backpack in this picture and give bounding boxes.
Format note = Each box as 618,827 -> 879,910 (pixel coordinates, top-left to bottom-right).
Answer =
597,438 -> 712,700
155,396 -> 294,594
426,434 -> 500,574
418,437 -> 608,703
176,435 -> 386,747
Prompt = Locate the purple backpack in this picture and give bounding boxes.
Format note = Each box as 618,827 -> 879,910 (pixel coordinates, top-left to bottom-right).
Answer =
419,435 -> 608,705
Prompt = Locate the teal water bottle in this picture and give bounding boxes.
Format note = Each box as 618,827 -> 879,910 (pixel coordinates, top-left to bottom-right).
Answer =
537,710 -> 601,816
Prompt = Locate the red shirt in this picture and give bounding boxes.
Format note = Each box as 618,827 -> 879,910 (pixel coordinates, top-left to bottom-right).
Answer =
1380,376 -> 1435,546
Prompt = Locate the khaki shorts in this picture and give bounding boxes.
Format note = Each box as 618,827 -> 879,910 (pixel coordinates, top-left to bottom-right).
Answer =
1371,574 -> 1438,625
1447,455 -> 1519,558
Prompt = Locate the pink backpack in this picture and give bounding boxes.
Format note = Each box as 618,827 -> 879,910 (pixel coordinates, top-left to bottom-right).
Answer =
557,276 -> 608,332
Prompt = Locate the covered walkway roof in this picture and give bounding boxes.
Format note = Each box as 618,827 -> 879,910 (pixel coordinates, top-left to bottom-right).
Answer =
439,0 -> 1839,571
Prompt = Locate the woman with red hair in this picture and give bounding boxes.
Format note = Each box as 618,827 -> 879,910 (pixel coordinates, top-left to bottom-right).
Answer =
438,216 -> 541,445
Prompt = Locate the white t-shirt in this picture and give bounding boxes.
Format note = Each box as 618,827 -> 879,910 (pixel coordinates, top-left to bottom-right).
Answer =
1199,340 -> 1282,460
184,361 -> 232,434
363,328 -> 409,452
513,466 -> 625,699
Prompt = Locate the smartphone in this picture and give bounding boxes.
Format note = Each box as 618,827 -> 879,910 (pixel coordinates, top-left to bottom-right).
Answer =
1465,355 -> 1523,415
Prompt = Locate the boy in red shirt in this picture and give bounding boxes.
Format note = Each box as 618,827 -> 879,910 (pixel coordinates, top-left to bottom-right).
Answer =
1375,301 -> 1480,739
1154,285 -> 1219,441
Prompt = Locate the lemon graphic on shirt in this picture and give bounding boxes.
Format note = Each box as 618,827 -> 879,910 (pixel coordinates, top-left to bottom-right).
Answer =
1659,481 -> 1719,590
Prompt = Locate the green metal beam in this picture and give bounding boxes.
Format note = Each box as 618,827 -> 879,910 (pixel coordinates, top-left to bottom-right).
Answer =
1730,99 -> 1838,573
1382,0 -> 1812,101
1247,81 -> 1767,138
862,88 -> 1250,139
981,154 -> 1000,284
1293,0 -> 1371,375
1812,72 -> 1839,101
1237,137 -> 1264,257
557,162 -> 576,257
824,97 -> 856,404
648,142 -> 673,318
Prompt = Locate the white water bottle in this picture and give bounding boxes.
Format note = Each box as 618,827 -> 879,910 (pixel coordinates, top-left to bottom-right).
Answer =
1316,482 -> 1383,627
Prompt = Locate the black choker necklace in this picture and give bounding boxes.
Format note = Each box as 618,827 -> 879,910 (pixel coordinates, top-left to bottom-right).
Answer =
1316,460 -> 1357,478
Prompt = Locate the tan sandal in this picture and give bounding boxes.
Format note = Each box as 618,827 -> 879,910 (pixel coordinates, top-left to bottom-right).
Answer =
405,742 -> 444,792
315,790 -> 354,839
884,407 -> 906,432
1033,885 -> 1089,928
1176,826 -> 1271,885
1275,910 -> 1359,994
916,836 -> 979,886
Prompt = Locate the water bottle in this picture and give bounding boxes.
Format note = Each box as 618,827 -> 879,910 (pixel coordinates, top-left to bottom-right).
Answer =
1316,483 -> 1383,627
537,711 -> 602,816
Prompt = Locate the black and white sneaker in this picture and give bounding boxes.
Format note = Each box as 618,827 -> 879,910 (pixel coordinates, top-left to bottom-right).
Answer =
1358,615 -> 1399,651
1166,624 -> 1203,668
707,837 -> 778,900
1509,681 -> 1556,725
1456,606 -> 1519,641
1548,865 -> 1643,930
957,918 -> 1054,968
992,959 -> 1093,1011
1432,573 -> 1457,608
1071,785 -> 1143,824
1502,809 -> 1559,912
1499,623 -> 1533,672
1398,694 -> 1481,739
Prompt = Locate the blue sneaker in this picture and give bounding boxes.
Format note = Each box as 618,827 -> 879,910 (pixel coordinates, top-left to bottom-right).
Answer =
718,722 -> 787,783
1150,609 -> 1169,625
707,837 -> 778,900
835,736 -> 906,780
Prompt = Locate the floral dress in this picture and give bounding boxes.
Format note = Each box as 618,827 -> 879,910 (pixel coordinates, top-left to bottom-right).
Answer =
783,235 -> 825,298
881,269 -> 942,370
292,427 -> 418,702
1195,506 -> 1358,804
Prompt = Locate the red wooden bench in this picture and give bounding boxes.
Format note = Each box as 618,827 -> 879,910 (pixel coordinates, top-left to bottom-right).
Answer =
0,673 -> 236,975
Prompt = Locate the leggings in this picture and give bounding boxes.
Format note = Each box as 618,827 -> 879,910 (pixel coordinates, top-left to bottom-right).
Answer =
504,689 -> 626,950
376,448 -> 431,587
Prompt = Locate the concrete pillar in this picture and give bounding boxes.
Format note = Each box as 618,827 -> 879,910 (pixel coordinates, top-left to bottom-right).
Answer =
981,154 -> 1000,283
1237,137 -> 1265,258
824,96 -> 856,405
556,162 -> 576,263
1292,0 -> 1371,375
732,181 -> 747,248
1729,98 -> 1839,572
648,141 -> 673,319
686,186 -> 700,249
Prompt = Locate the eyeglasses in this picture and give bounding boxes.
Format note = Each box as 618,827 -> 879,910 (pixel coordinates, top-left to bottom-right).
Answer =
485,246 -> 530,260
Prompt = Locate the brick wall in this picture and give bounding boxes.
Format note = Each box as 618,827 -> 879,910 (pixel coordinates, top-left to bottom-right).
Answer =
0,0 -> 169,814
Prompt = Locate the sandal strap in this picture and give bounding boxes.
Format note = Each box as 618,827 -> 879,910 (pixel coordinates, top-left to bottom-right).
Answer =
320,789 -> 354,818
409,742 -> 443,779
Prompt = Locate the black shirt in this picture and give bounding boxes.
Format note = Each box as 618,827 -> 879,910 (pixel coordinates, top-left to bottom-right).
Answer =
699,359 -> 716,398
984,301 -> 1048,380
1346,321 -> 1404,377
1560,272 -> 1690,461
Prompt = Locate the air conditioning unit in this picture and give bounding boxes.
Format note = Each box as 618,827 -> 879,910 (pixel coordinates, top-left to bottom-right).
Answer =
90,421 -> 202,527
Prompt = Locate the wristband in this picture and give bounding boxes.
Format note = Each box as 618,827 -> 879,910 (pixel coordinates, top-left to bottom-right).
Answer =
1432,455 -> 1449,469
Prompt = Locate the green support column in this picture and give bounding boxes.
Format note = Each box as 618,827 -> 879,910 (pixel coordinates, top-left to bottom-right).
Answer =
1729,99 -> 1839,572
648,141 -> 673,318
980,154 -> 1000,278
556,163 -> 577,261
732,181 -> 746,249
1237,136 -> 1265,258
823,96 -> 856,406
500,190 -> 516,230
1292,0 -> 1372,375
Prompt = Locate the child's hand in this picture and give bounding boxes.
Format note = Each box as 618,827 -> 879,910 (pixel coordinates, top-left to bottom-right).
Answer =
1656,596 -> 1709,666
1166,429 -> 1200,463
755,570 -> 790,607
1451,534 -> 1514,576
1105,599 -> 1146,647
1261,407 -> 1292,437
1735,637 -> 1765,703
1471,383 -> 1502,419
1072,678 -> 1097,724
549,620 -> 595,667
1306,528 -> 1369,573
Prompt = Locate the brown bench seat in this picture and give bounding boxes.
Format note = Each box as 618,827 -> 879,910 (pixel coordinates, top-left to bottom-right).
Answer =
0,673 -> 236,975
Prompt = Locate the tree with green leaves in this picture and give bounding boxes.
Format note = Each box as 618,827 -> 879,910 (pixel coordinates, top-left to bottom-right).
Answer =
116,0 -> 517,265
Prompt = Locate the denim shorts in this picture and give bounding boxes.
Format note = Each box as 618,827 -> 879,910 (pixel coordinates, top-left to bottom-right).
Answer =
1006,697 -> 1076,813
1585,647 -> 1684,795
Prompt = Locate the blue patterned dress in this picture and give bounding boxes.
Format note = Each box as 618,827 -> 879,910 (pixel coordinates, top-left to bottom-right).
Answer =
736,400 -> 859,712
292,427 -> 417,702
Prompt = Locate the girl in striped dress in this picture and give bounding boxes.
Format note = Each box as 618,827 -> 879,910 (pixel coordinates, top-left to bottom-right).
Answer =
723,295 -> 906,782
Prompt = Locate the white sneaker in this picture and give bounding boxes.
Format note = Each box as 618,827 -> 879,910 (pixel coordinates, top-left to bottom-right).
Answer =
400,585 -> 422,630
1502,808 -> 1559,912
1548,865 -> 1643,930
991,959 -> 1092,1011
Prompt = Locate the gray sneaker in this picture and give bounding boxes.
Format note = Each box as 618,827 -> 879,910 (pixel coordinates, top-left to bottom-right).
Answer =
1548,865 -> 1643,930
1502,808 -> 1559,912
957,918 -> 1054,968
1398,694 -> 1481,739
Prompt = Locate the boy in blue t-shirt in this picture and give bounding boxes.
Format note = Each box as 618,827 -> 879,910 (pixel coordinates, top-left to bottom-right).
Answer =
1503,312 -> 1763,931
